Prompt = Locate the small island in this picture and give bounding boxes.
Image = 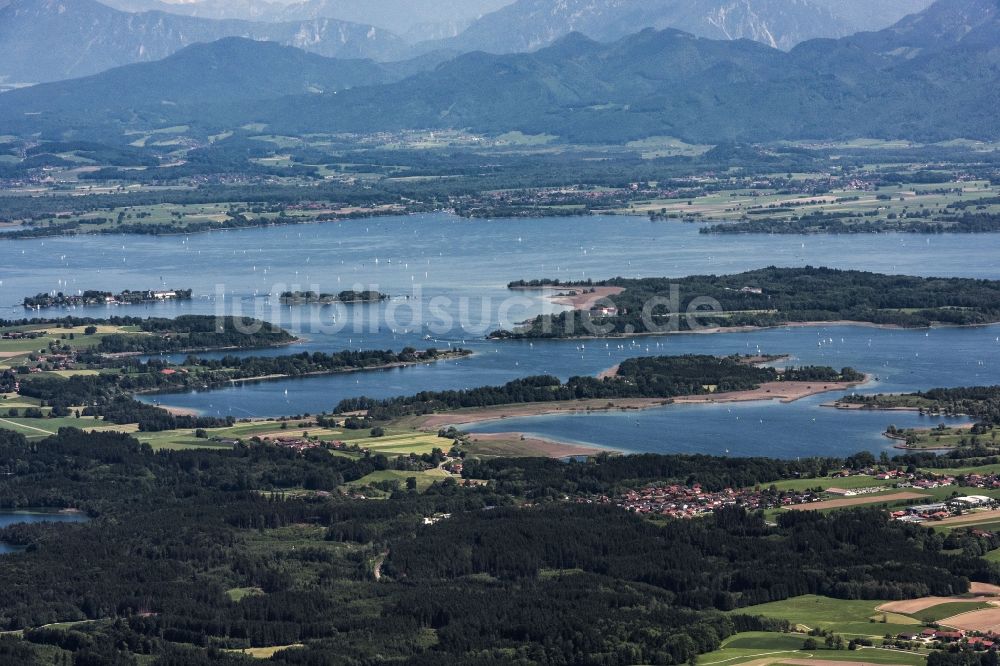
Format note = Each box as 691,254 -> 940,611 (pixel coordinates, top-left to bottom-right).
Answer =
491,267 -> 1000,338
279,290 -> 388,304
23,289 -> 192,309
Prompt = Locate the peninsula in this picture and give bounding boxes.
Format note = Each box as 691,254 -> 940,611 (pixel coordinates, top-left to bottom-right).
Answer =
491,267 -> 1000,339
335,355 -> 867,428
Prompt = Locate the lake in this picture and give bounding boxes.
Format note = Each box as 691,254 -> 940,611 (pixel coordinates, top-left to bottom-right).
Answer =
0,510 -> 89,554
4,213 -> 1000,457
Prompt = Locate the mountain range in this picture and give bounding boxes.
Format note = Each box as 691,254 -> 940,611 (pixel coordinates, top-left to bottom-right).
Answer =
97,0 -> 513,40
421,0 -> 937,54
252,0 -> 1000,143
1,0 -> 996,145
0,0 -> 409,84
0,0 -> 940,86
0,38 -> 451,135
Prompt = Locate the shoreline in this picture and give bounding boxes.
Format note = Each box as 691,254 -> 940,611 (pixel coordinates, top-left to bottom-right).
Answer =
490,320 -> 1000,342
596,354 -> 792,380
222,350 -> 473,386
101,336 -> 302,359
140,350 -> 474,408
670,377 -> 870,406
413,376 -> 869,432
464,432 -> 618,459
546,286 -> 625,310
415,398 -> 674,430
826,401 -> 978,450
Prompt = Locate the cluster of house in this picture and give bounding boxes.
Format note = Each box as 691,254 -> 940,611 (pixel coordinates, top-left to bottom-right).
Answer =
41,353 -> 74,371
825,485 -> 889,497
832,467 -> 957,490
960,472 -> 1000,489
254,436 -> 331,454
1,331 -> 42,340
892,495 -> 995,523
22,289 -> 191,310
600,483 -> 824,518
242,435 -> 378,457
897,629 -> 996,648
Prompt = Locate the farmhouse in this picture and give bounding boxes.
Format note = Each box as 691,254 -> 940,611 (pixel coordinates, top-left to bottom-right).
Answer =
920,629 -> 965,642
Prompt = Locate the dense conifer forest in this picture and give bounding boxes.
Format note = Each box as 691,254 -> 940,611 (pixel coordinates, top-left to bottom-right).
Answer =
0,428 -> 994,664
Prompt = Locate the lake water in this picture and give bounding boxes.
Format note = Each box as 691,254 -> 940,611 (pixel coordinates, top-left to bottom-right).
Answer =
0,511 -> 89,554
3,213 -> 1000,457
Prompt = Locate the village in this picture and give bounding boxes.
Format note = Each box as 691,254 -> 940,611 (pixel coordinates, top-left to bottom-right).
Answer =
22,288 -> 192,309
596,466 -> 1000,520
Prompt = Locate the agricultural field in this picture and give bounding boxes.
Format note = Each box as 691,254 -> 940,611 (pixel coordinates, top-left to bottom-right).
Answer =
934,607 -> 1000,633
697,631 -> 925,666
225,644 -> 304,659
909,602 -> 994,623
623,179 -> 1000,226
766,476 -> 898,493
0,323 -> 142,366
344,468 -> 453,494
131,420 -> 453,455
739,595 -> 924,638
784,492 -> 930,511
0,400 -> 455,460
697,632 -> 811,665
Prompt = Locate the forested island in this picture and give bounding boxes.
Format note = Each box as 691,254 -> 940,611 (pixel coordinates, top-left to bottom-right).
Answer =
493,267 -> 1000,338
22,289 -> 192,309
334,355 -> 864,422
279,290 -> 388,304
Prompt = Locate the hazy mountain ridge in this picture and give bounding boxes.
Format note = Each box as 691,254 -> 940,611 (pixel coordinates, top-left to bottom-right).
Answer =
0,0 -> 995,145
99,0 -> 513,38
250,0 -> 1000,143
421,0 -> 937,54
0,0 -> 409,83
0,37 -> 453,135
